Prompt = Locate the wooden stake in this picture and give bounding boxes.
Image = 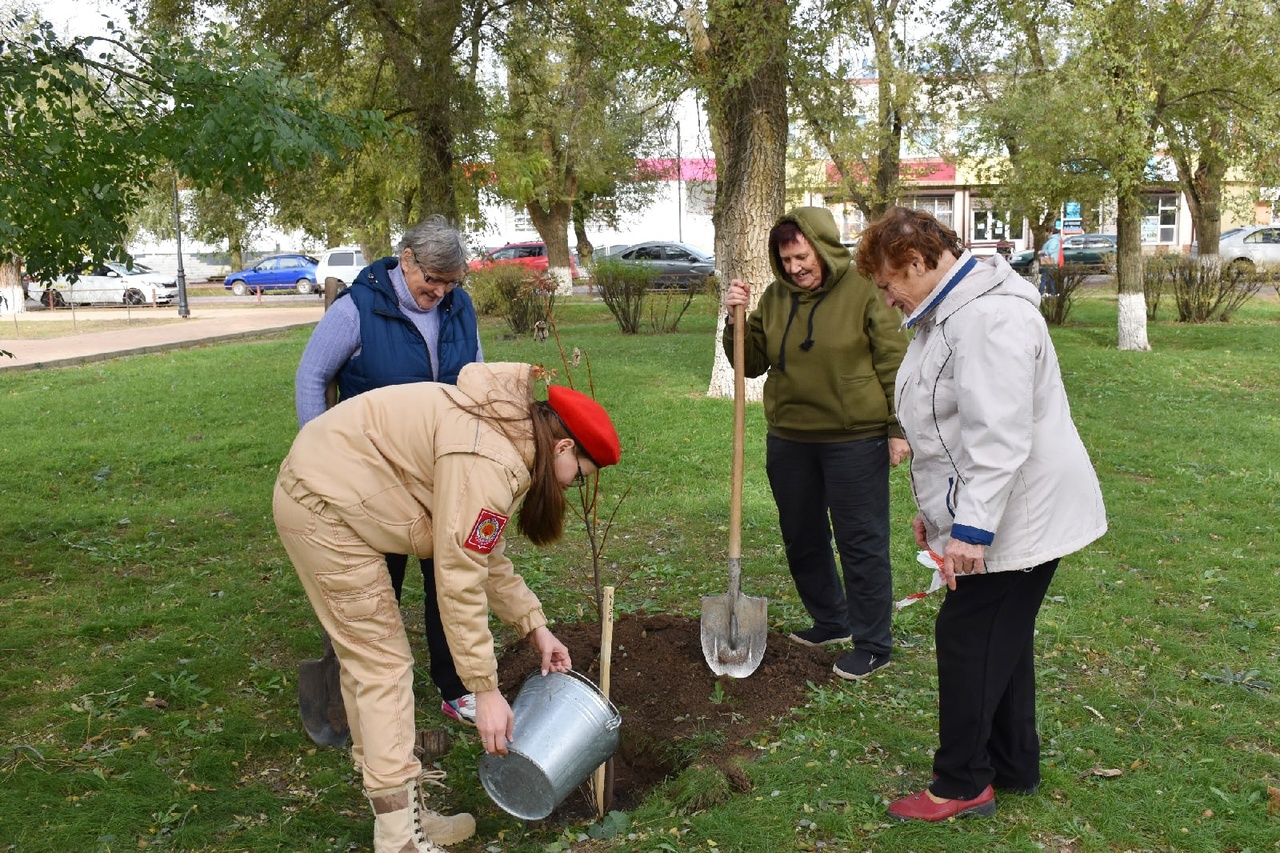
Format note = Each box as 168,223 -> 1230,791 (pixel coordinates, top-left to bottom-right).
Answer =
593,585 -> 615,817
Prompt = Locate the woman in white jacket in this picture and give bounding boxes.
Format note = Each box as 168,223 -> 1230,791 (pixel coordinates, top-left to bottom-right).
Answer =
856,207 -> 1107,822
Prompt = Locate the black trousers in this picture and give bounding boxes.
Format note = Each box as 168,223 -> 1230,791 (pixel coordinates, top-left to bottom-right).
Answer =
765,434 -> 894,656
385,554 -> 467,702
930,560 -> 1059,800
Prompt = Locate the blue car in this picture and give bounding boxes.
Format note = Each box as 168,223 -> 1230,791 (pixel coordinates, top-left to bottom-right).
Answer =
223,253 -> 320,296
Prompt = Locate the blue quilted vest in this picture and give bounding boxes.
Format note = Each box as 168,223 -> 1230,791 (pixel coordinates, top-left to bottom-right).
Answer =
336,257 -> 479,400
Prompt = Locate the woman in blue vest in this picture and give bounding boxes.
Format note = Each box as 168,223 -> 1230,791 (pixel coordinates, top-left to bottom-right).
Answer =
296,215 -> 485,729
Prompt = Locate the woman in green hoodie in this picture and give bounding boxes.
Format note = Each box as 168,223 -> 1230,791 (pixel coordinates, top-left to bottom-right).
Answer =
723,206 -> 909,680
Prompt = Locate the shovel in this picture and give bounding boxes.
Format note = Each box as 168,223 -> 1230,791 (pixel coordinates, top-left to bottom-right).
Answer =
700,302 -> 768,678
298,631 -> 349,746
297,277 -> 351,747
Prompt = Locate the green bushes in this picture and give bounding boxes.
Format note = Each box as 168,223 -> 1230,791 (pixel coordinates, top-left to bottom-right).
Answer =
593,259 -> 707,334
1037,264 -> 1090,325
467,266 -> 557,335
1142,254 -> 1267,323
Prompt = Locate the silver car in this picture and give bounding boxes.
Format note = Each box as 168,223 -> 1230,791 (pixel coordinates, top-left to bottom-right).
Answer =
1191,225 -> 1280,274
35,261 -> 178,308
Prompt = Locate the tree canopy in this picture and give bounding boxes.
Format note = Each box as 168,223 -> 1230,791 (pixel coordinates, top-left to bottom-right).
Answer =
0,11 -> 385,281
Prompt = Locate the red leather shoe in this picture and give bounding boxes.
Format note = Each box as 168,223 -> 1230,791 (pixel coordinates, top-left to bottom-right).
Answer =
887,784 -> 996,821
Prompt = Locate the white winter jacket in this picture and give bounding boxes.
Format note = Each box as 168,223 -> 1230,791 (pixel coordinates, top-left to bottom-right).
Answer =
896,252 -> 1107,572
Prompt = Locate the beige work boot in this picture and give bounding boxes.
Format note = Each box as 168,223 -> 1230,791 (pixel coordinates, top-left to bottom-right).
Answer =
416,769 -> 476,846
366,774 -> 473,852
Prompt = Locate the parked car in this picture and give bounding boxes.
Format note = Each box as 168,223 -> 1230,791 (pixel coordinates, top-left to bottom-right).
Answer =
223,253 -> 319,295
468,242 -> 581,279
1189,225 -> 1280,274
608,241 -> 716,290
314,246 -> 367,289
1009,233 -> 1117,274
33,261 -> 178,308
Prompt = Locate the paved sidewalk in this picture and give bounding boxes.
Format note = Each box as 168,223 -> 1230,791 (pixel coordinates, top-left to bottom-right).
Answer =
0,303 -> 324,373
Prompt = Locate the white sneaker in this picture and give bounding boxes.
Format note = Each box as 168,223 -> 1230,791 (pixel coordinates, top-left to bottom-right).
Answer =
440,693 -> 476,726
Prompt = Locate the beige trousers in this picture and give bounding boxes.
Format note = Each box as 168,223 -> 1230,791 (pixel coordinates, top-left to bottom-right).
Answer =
273,476 -> 421,790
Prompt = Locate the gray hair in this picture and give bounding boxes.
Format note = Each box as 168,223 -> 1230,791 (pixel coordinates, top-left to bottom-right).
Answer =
397,215 -> 468,275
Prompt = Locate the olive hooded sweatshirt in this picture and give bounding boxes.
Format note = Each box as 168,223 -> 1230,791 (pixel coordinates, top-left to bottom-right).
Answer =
722,206 -> 908,442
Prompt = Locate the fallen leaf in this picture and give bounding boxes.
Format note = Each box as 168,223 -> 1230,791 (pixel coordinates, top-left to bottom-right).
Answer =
1268,786 -> 1280,815
1080,766 -> 1123,779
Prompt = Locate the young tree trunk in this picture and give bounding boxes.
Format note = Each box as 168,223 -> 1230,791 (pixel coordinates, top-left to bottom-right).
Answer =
1115,191 -> 1151,351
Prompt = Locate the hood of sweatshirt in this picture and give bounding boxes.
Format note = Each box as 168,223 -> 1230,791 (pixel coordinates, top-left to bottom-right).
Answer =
767,206 -> 853,295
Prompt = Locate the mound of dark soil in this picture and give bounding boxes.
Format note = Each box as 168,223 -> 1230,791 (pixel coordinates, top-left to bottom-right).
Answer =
494,613 -> 839,818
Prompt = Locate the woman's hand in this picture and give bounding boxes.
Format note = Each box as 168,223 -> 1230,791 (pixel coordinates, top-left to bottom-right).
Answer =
888,437 -> 911,467
474,689 -> 514,755
911,513 -> 929,550
723,278 -> 750,321
528,625 -> 572,676
941,539 -> 986,591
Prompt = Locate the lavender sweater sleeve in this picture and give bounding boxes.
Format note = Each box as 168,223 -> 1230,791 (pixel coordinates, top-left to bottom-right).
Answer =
294,298 -> 361,427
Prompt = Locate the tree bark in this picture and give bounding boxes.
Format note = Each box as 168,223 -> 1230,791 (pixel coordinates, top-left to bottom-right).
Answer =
686,0 -> 789,401
368,0 -> 463,221
1115,190 -> 1151,351
528,198 -> 576,295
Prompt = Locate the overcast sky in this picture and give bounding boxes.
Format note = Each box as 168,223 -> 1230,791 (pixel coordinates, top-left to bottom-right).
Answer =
34,0 -> 124,38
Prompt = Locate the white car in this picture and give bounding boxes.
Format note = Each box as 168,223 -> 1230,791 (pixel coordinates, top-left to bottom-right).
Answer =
314,247 -> 367,289
1189,225 -> 1280,274
35,261 -> 178,308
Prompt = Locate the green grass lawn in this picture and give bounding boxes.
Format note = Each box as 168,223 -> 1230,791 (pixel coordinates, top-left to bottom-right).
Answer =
1,293 -> 1277,852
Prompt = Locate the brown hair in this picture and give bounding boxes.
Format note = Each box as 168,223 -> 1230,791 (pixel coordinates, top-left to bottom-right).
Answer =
518,402 -> 573,545
768,220 -> 805,257
441,383 -> 577,547
855,206 -> 966,279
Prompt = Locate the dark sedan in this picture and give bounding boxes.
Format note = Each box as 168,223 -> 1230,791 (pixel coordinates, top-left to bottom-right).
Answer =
1009,233 -> 1117,274
611,241 -> 715,290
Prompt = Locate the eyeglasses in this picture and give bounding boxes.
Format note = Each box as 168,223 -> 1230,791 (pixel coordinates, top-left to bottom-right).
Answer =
571,459 -> 586,488
406,250 -> 464,290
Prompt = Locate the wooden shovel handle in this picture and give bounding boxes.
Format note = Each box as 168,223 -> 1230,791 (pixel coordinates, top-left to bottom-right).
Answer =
729,302 -> 745,561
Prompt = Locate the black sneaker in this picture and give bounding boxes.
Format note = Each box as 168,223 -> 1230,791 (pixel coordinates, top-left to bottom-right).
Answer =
833,648 -> 890,680
788,626 -> 853,647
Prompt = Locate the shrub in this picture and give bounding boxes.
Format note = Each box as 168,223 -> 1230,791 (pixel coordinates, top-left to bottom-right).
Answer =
1167,255 -> 1266,323
593,259 -> 652,334
1037,264 -> 1090,326
467,266 -> 556,335
645,273 -> 711,334
1142,254 -> 1179,321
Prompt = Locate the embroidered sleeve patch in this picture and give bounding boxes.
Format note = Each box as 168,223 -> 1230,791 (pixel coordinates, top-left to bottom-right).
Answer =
464,508 -> 509,554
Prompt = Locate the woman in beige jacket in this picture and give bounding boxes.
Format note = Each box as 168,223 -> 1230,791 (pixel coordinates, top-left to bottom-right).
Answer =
274,362 -> 621,852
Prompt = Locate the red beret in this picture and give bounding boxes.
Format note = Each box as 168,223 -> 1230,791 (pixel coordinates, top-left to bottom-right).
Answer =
547,385 -> 621,468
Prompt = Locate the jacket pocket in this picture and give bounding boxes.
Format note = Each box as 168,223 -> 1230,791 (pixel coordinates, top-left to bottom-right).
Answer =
838,373 -> 887,430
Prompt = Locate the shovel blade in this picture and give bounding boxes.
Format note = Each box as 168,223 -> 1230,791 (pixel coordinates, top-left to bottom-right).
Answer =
700,592 -> 768,678
298,637 -> 350,747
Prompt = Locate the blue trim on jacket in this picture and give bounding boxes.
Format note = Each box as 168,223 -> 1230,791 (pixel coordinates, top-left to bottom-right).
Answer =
336,257 -> 479,400
950,523 -> 994,546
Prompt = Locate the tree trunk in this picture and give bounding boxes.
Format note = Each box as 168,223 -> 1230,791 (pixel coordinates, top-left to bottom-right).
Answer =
1,257 -> 25,316
1171,141 -> 1225,268
528,199 -> 575,295
1115,191 -> 1151,351
369,0 -> 463,221
572,200 -> 595,269
687,0 -> 789,401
